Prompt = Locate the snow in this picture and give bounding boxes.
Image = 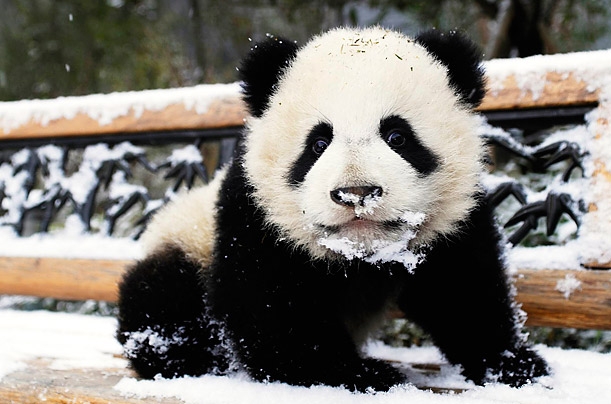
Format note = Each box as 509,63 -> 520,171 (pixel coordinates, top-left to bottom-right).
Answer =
555,273 -> 582,299
1,309 -> 610,404
0,226 -> 142,260
0,49 -> 609,268
169,144 -> 205,165
0,50 -> 610,402
483,49 -> 611,101
0,309 -> 125,379
0,82 -> 242,133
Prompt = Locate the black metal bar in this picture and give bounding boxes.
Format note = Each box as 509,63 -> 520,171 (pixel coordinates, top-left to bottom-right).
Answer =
482,105 -> 595,132
0,126 -> 244,149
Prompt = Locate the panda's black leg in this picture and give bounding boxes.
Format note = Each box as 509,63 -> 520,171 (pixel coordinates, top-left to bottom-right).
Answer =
209,263 -> 406,392
228,315 -> 406,392
116,245 -> 230,379
398,201 -> 549,386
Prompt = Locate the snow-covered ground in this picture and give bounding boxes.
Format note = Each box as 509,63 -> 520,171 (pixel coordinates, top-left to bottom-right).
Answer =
0,308 -> 610,404
1,45 -> 611,404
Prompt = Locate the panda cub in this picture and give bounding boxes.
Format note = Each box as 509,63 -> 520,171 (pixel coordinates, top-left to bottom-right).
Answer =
117,26 -> 549,392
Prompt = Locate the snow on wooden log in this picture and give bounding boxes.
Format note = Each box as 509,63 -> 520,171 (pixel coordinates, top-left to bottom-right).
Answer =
1,50 -> 611,331
0,83 -> 246,140
1,50 -> 611,140
515,269 -> 611,329
0,360 -> 167,404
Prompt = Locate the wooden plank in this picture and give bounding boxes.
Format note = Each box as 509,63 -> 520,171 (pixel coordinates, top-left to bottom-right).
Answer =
0,359 -> 464,403
0,256 -> 131,302
515,269 -> 611,329
0,70 -> 600,141
0,359 -> 183,404
0,95 -> 247,141
1,256 -> 610,330
478,71 -> 599,111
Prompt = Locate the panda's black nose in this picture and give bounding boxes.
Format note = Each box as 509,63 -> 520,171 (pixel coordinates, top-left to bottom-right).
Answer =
330,186 -> 383,207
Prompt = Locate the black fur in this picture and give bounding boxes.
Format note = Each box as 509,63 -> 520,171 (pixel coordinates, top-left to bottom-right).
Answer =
399,198 -> 549,386
116,30 -> 548,391
208,156 -> 408,391
379,115 -> 439,176
116,245 -> 231,379
415,30 -> 486,108
238,36 -> 299,117
117,158 -> 548,390
289,121 -> 333,186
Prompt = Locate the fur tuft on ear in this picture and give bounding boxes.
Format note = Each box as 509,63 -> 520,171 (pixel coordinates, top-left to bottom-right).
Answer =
415,30 -> 486,108
238,36 -> 299,118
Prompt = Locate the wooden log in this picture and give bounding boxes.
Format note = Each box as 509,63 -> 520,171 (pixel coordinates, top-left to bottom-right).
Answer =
0,71 -> 599,142
0,358 -> 463,402
0,359 -> 183,404
0,95 -> 247,141
479,71 -> 599,111
0,257 -> 131,302
514,269 -> 611,329
1,256 -> 610,330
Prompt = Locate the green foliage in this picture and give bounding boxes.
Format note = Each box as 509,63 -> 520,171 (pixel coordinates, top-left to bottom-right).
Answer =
0,0 -> 180,100
0,0 -> 609,101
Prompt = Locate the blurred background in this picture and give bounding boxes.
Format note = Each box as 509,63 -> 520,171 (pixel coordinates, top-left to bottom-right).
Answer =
1,0 -> 610,101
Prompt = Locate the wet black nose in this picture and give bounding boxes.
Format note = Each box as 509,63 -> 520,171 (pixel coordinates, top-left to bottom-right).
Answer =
330,186 -> 383,207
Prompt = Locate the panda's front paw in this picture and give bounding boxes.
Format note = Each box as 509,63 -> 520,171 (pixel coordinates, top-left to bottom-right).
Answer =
487,347 -> 550,387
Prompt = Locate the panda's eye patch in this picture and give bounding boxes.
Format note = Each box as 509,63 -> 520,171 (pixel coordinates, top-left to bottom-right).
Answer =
312,138 -> 330,155
288,121 -> 333,187
386,131 -> 406,148
379,115 -> 439,176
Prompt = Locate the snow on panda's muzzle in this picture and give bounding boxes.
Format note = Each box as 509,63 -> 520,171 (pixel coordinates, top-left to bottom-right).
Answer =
330,185 -> 383,218
329,186 -> 383,207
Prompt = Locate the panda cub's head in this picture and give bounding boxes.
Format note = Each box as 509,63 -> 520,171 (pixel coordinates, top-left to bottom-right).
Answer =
239,27 -> 486,268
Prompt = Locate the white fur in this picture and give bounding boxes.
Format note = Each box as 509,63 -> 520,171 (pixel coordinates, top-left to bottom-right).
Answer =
140,167 -> 227,266
243,27 -> 484,261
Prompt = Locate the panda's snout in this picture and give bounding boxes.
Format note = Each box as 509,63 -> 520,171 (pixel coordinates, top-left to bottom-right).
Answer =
330,186 -> 383,207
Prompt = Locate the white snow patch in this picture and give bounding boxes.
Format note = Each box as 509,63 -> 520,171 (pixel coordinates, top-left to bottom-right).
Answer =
483,49 -> 611,102
0,226 -> 141,260
555,274 -> 582,299
112,344 -> 611,404
364,230 -> 425,270
0,82 -> 242,134
318,212 -> 426,270
122,327 -> 186,358
0,310 -> 125,379
1,310 -> 611,403
168,144 -> 204,165
318,236 -> 368,260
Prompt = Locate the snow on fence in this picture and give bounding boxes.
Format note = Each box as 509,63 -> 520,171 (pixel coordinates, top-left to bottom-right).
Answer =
1,49 -> 611,404
0,51 -> 610,329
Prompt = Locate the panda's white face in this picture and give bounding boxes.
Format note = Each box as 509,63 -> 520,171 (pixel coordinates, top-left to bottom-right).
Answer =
243,27 -> 484,265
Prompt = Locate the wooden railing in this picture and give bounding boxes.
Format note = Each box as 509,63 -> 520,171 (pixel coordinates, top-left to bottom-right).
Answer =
1,52 -> 611,333
1,48 -> 611,404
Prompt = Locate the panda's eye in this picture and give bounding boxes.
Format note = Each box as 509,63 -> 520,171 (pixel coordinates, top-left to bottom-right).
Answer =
386,131 -> 406,148
312,138 -> 330,155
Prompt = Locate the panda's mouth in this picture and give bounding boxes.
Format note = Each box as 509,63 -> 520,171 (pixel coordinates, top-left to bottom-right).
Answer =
315,215 -> 427,268
318,218 -> 404,234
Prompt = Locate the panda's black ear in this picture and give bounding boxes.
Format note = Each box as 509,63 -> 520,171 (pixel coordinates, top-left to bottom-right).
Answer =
415,30 -> 486,108
238,36 -> 299,117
